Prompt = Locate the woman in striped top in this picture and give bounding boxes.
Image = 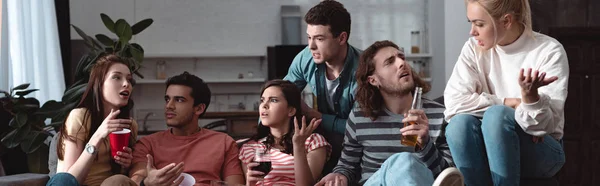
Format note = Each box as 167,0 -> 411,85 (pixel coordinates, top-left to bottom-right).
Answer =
239,80 -> 331,186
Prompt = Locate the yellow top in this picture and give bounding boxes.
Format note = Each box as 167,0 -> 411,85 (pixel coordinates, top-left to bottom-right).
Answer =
58,108 -> 138,186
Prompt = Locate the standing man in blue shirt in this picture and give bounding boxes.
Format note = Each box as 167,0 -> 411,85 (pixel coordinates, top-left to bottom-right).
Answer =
283,0 -> 361,174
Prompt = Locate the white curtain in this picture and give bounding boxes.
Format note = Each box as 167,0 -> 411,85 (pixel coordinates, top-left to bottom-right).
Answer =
1,0 -> 9,93
1,0 -> 65,105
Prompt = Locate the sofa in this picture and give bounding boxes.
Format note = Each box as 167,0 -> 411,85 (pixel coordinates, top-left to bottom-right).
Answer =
0,97 -> 560,186
0,134 -> 56,186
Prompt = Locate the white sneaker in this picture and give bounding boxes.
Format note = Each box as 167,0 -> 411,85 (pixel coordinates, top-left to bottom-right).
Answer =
432,167 -> 464,186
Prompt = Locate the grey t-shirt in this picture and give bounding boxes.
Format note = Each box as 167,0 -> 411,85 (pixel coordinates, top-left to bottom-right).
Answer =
325,77 -> 340,111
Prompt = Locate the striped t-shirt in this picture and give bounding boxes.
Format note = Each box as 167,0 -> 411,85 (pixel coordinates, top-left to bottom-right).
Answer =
332,99 -> 454,185
239,133 -> 331,185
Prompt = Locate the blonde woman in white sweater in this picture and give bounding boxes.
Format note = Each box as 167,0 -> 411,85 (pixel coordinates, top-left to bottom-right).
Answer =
443,0 -> 567,185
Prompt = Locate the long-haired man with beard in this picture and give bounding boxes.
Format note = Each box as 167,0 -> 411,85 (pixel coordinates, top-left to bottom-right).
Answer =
316,41 -> 462,186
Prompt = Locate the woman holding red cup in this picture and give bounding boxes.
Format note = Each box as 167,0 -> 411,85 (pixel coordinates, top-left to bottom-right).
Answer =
48,54 -> 138,186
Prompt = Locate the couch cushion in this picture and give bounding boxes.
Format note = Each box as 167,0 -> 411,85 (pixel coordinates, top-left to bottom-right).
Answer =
48,133 -> 59,177
0,173 -> 49,186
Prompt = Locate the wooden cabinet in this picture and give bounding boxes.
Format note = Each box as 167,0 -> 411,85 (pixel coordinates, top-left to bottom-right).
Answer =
204,112 -> 258,139
228,118 -> 258,139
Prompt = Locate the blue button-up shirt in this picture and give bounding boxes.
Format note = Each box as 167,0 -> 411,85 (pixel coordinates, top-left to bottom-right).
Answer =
284,44 -> 361,134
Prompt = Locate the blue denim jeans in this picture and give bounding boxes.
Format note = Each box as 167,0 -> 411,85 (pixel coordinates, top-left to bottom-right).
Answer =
364,152 -> 434,186
445,105 -> 565,186
46,172 -> 79,186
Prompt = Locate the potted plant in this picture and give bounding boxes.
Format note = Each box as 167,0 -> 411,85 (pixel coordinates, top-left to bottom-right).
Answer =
0,83 -> 62,173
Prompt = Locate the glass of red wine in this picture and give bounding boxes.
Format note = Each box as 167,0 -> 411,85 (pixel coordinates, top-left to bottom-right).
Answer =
251,149 -> 272,175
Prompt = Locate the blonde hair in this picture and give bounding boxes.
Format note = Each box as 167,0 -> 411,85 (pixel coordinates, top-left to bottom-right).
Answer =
466,0 -> 533,44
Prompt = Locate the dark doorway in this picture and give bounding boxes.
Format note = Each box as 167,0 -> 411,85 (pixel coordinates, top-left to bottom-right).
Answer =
548,27 -> 600,186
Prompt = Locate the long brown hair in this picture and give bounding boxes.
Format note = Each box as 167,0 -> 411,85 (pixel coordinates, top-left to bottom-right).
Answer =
355,40 -> 431,120
57,54 -> 135,174
246,80 -> 303,155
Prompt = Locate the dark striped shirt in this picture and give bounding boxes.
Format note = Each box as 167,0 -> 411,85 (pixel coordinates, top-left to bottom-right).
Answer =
332,99 -> 454,185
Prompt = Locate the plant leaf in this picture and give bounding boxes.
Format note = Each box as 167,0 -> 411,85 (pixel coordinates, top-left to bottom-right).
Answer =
130,43 -> 145,53
70,79 -> 87,89
95,34 -> 114,46
86,36 -> 104,51
21,131 -> 49,154
13,103 -> 40,113
72,25 -> 102,51
105,47 -> 114,53
15,112 -> 28,128
131,19 -> 153,35
8,118 -> 17,127
52,102 -> 77,122
119,44 -> 131,58
15,89 -> 39,97
61,83 -> 87,103
114,19 -> 132,42
82,52 -> 105,74
11,83 -> 30,93
73,54 -> 91,79
47,121 -> 64,128
37,100 -> 63,117
71,25 -> 90,41
130,46 -> 144,64
1,125 -> 30,148
29,117 -> 45,129
100,13 -> 115,33
114,40 -> 123,52
1,90 -> 9,97
1,130 -> 20,148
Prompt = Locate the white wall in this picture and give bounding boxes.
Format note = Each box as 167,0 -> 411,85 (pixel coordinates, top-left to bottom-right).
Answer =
69,0 -> 134,39
428,0 -> 445,98
294,0 -> 428,52
69,0 -> 443,111
444,0 -> 471,83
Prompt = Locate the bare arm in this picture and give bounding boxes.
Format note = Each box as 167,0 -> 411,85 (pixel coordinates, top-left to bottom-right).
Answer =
129,161 -> 147,185
57,109 -> 130,184
292,117 -> 327,186
224,175 -> 245,185
295,146 -> 327,186
57,136 -> 102,184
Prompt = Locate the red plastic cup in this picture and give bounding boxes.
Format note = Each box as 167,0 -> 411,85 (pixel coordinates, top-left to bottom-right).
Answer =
109,129 -> 131,157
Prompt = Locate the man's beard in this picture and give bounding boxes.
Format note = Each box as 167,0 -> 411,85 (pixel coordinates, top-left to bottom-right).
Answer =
167,113 -> 194,128
379,80 -> 415,96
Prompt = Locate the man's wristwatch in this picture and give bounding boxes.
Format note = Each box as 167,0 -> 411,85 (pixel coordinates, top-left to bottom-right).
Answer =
85,143 -> 98,155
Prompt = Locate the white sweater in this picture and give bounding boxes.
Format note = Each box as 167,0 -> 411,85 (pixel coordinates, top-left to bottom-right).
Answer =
444,32 -> 569,140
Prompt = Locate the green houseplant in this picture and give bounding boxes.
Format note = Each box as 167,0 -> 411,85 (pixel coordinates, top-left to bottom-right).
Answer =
0,84 -> 61,173
0,13 -> 153,173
